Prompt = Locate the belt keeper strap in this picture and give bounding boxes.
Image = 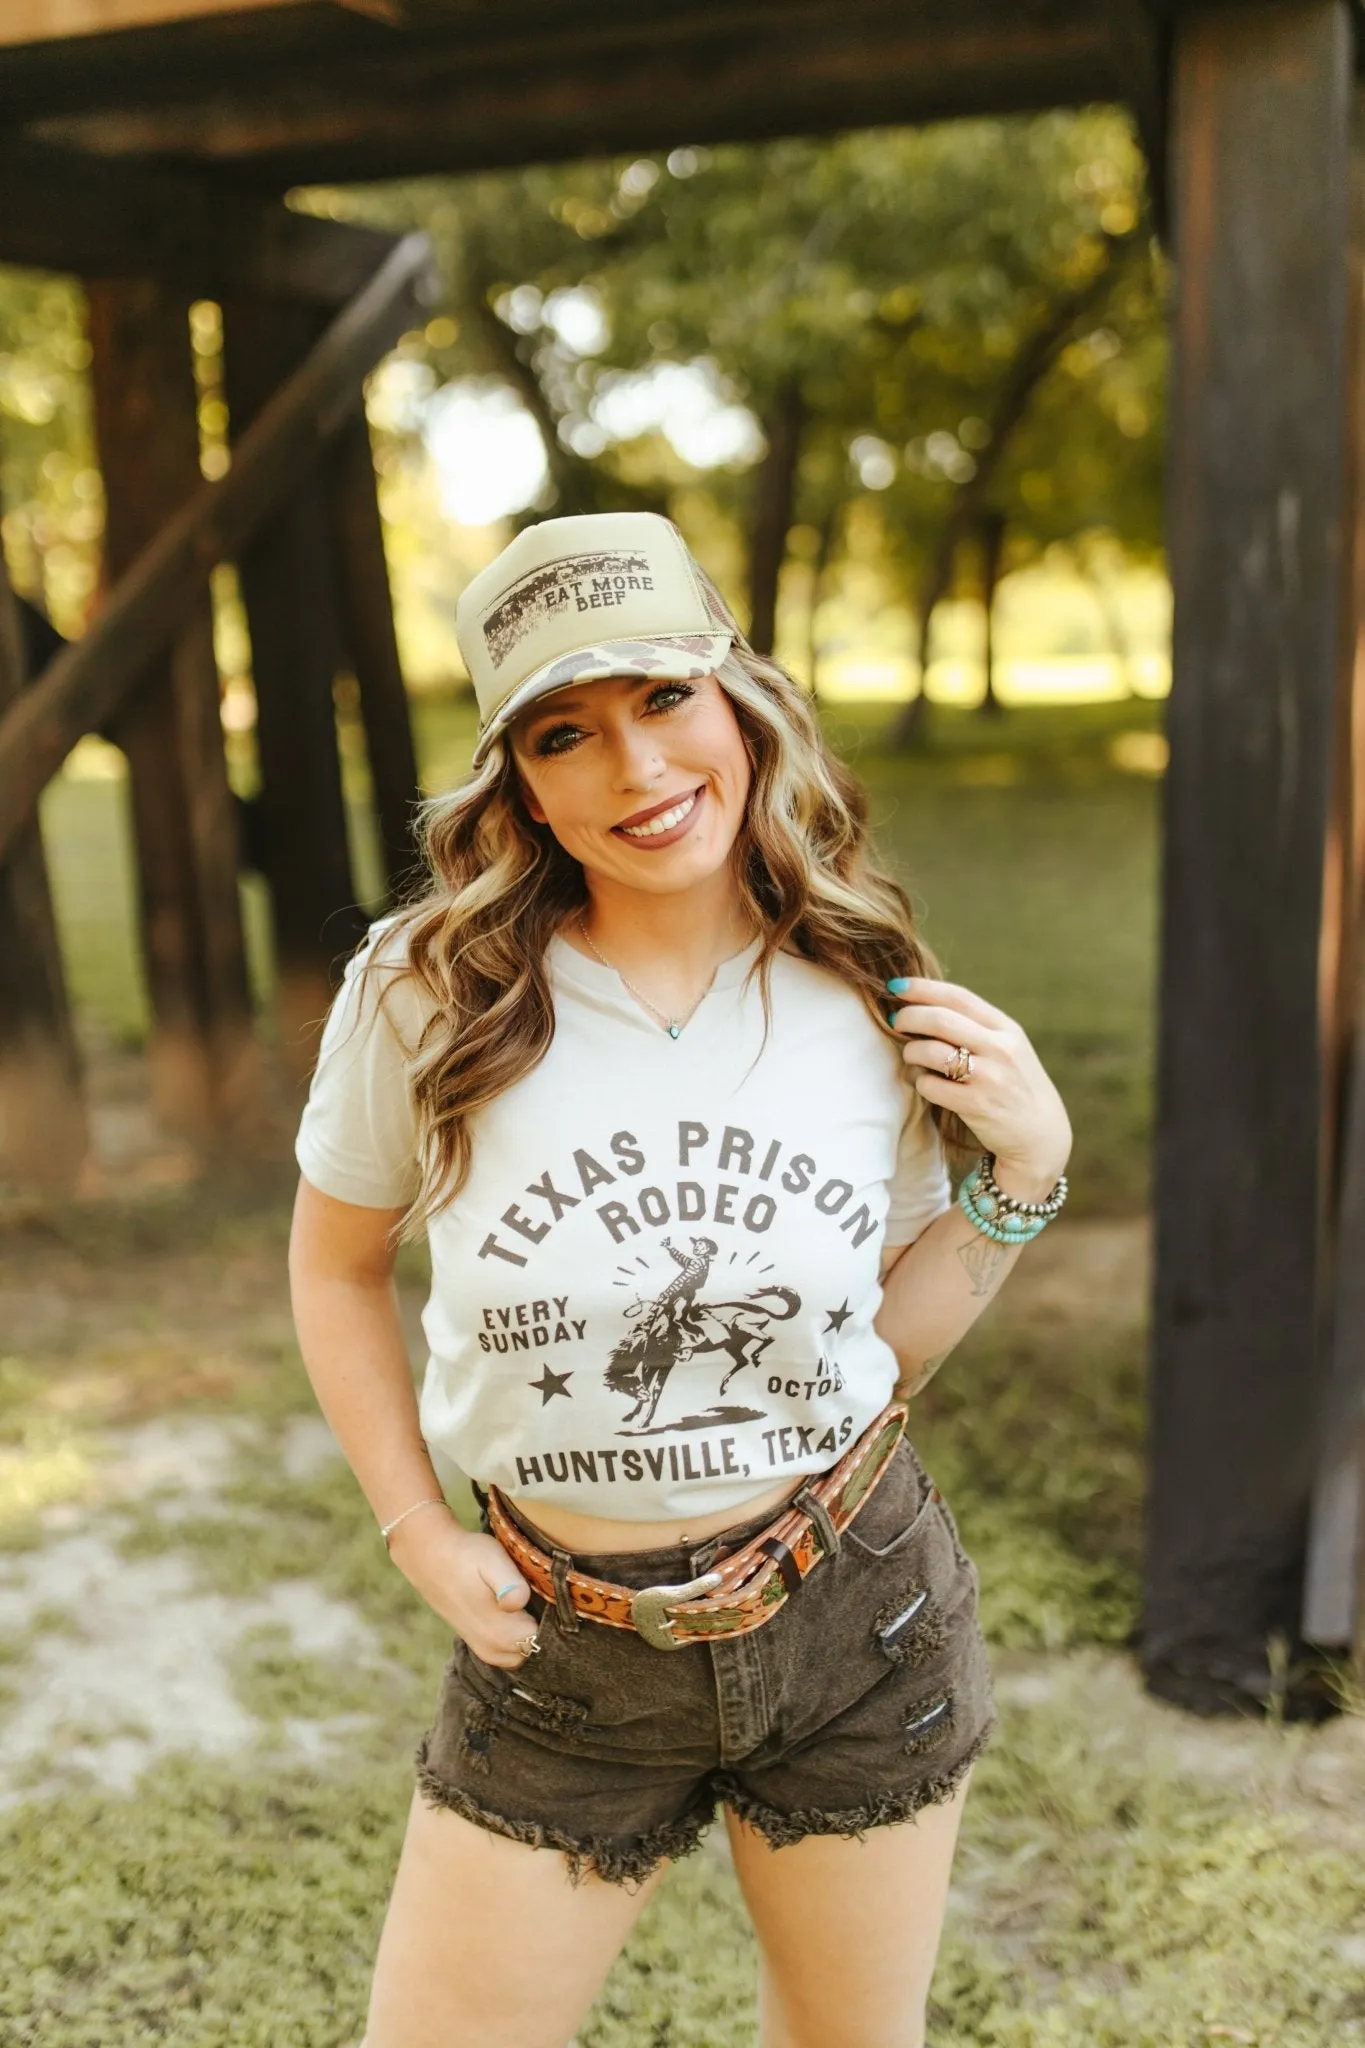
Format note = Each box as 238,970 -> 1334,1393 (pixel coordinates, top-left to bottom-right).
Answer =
550,1548 -> 579,1631
758,1535 -> 803,1596
794,1484 -> 841,1559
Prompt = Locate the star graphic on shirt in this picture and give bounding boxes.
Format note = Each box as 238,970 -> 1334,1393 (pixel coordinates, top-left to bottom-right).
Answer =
529,1365 -> 573,1405
823,1300 -> 853,1336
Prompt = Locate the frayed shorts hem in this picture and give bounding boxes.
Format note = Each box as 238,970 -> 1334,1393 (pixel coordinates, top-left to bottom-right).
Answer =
414,1718 -> 994,1886
716,1721 -> 995,1852
415,1739 -> 716,1888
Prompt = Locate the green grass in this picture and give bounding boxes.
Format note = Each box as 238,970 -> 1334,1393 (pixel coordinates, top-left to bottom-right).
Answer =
2,1666 -> 1359,2047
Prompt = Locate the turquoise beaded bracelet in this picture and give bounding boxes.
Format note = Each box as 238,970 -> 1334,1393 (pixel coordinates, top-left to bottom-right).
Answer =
958,1153 -> 1068,1246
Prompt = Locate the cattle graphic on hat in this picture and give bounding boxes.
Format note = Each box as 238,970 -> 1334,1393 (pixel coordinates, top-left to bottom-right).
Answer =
455,512 -> 750,767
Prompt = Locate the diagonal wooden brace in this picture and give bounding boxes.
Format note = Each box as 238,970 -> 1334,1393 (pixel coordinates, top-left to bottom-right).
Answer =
0,230 -> 437,868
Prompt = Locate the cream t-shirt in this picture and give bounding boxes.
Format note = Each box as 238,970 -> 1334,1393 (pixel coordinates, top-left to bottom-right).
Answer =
295,924 -> 952,1520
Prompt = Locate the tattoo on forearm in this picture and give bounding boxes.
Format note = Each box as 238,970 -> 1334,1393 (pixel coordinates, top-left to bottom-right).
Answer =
957,1237 -> 1009,1298
903,1351 -> 949,1398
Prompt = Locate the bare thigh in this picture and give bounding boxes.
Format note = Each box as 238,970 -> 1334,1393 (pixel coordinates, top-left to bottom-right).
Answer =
725,1773 -> 971,2048
363,1792 -> 660,2048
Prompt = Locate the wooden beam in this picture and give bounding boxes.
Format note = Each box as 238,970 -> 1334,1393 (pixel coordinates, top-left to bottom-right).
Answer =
0,0 -> 308,47
0,141 -> 399,305
1103,0 -> 1171,233
222,301 -> 367,1068
326,405 -> 421,898
0,0 -> 399,49
0,233 -> 436,868
1147,0 -> 1355,1716
18,2 -> 1121,183
0,548 -> 87,1192
87,275 -> 260,1139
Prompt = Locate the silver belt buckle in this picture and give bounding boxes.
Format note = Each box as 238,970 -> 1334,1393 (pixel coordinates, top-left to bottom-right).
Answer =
631,1570 -> 722,1651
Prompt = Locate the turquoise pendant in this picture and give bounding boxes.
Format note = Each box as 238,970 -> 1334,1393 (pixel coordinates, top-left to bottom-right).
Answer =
668,1023 -> 681,1039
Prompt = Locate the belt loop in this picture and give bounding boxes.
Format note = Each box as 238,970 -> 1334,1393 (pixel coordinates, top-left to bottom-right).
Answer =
795,1485 -> 841,1560
550,1548 -> 579,1632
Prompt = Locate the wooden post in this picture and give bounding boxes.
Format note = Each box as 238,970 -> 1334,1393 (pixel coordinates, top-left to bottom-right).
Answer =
87,277 -> 259,1139
0,549 -> 86,1190
1305,87 -> 1365,1657
326,404 -> 422,898
1148,1 -> 1355,1714
222,300 -> 367,1070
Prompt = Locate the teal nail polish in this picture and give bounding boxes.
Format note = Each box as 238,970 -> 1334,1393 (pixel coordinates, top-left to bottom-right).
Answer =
886,1009 -> 899,1026
886,976 -> 911,995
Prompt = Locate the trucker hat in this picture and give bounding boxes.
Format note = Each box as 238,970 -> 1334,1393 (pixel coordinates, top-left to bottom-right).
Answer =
456,512 -> 743,765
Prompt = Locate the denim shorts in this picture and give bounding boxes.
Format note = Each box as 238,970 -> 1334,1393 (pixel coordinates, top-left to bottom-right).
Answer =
416,1436 -> 996,1885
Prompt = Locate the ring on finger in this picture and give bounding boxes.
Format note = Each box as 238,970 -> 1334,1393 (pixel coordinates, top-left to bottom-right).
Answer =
519,1632 -> 541,1657
944,1045 -> 973,1083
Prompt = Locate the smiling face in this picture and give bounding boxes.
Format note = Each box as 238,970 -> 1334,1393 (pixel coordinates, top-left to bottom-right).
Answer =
509,672 -> 752,900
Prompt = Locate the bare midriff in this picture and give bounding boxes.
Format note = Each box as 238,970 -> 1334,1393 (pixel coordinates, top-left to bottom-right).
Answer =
505,1472 -> 802,1556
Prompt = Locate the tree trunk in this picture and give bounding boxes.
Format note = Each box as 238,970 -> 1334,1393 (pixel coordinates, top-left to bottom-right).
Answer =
889,230 -> 1133,749
805,500 -> 841,700
977,508 -> 1007,717
748,378 -> 805,656
1073,536 -> 1137,697
897,552 -> 954,751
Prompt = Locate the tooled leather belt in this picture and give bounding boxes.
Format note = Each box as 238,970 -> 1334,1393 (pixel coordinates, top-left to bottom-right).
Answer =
486,1402 -> 913,1651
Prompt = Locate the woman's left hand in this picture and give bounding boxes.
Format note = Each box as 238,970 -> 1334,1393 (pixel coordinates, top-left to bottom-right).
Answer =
888,976 -> 1072,1198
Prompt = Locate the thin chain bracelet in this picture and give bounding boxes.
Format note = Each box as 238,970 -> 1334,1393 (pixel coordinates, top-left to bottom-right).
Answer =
380,1498 -> 450,1552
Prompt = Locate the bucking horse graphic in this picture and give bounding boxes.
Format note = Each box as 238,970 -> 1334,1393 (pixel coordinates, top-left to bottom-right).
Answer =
605,1235 -> 801,1433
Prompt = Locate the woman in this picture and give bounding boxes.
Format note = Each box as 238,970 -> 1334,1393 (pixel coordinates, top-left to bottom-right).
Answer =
290,512 -> 1071,2048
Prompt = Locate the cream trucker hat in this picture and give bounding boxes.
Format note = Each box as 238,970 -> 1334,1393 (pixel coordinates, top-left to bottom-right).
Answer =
457,512 -> 742,765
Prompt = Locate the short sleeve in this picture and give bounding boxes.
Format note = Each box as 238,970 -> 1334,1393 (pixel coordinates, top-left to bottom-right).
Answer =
884,1089 -> 953,1246
294,921 -> 426,1210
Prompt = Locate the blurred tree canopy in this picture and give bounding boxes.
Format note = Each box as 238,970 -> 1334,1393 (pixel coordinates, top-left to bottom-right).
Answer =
311,107 -> 1165,724
0,270 -> 100,639
0,110 -> 1166,716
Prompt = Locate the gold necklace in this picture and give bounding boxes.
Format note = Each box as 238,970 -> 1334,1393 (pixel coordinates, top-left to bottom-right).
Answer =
575,916 -> 716,1039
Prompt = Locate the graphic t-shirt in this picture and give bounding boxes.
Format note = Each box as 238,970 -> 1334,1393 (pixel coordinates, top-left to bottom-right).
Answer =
295,926 -> 952,1519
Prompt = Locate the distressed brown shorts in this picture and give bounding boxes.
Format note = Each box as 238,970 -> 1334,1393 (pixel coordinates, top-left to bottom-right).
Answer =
416,1436 -> 996,1885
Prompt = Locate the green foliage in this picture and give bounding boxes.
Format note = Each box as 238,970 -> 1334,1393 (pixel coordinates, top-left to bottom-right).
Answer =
305,109 -> 1167,603
0,266 -> 101,635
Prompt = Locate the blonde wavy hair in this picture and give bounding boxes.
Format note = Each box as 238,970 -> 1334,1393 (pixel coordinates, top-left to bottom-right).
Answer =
372,646 -> 966,1231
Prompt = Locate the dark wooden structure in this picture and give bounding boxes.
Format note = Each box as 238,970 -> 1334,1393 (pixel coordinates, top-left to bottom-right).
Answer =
1,0 -> 1364,1710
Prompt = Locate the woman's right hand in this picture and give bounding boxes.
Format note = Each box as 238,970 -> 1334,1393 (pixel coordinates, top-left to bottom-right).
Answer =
388,1510 -> 539,1669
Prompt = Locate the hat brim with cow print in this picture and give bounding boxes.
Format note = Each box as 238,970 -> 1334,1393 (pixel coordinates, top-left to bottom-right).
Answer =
456,512 -> 745,768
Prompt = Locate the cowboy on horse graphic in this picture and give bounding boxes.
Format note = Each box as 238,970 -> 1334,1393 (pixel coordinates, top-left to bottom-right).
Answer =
605,1235 -> 801,1433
